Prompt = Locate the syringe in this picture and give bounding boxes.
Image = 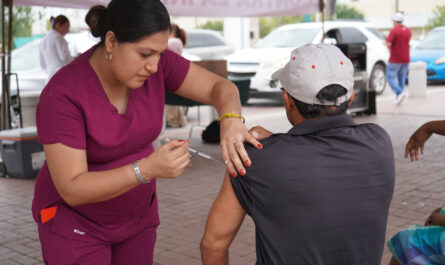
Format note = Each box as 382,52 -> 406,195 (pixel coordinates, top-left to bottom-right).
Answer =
164,138 -> 224,165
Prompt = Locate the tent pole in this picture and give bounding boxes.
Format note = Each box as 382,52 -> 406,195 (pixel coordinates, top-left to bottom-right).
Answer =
1,0 -> 6,130
320,0 -> 325,38
6,0 -> 12,129
7,0 -> 11,74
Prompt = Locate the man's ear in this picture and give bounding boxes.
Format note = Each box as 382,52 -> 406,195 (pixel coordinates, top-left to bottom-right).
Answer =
282,89 -> 295,111
347,90 -> 355,107
282,89 -> 305,125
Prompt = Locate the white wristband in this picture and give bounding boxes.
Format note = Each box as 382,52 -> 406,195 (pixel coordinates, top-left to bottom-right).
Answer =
133,161 -> 150,184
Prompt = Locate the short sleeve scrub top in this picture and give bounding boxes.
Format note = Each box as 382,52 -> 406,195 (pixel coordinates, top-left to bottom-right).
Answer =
32,45 -> 190,243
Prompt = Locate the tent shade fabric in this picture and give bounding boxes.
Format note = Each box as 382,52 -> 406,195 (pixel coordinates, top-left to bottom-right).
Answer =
13,0 -> 320,17
163,0 -> 320,17
14,0 -> 109,9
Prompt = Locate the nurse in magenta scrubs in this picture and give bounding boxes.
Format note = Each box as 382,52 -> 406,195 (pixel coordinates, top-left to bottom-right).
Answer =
32,0 -> 261,264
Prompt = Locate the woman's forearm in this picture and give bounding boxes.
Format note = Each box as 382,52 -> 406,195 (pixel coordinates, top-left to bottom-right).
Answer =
211,79 -> 242,116
58,162 -> 141,206
49,140 -> 189,207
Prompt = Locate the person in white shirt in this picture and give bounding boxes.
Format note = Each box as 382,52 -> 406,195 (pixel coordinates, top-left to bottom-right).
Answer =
166,24 -> 188,128
39,15 -> 74,80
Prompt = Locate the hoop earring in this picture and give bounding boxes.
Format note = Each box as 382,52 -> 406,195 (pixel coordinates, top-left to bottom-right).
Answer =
106,52 -> 112,61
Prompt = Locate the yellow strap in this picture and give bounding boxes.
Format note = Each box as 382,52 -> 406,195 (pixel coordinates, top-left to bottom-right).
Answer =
217,113 -> 245,123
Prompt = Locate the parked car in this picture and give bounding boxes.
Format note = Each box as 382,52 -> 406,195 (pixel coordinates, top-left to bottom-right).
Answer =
5,38 -> 46,97
410,26 -> 445,82
2,31 -> 99,96
227,21 -> 389,98
65,31 -> 100,57
183,29 -> 234,60
0,32 -> 98,127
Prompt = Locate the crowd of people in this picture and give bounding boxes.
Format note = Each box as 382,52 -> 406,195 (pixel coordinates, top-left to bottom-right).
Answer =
33,0 -> 444,264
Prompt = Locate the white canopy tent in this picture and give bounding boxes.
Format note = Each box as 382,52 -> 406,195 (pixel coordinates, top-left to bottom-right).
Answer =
1,0 -> 322,129
14,0 -> 320,17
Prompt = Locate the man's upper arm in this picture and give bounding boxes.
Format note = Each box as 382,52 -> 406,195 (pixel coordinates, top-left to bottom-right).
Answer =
203,171 -> 246,247
386,30 -> 395,44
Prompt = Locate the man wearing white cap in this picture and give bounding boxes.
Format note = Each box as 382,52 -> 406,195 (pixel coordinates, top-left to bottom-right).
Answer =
386,12 -> 411,105
201,44 -> 395,265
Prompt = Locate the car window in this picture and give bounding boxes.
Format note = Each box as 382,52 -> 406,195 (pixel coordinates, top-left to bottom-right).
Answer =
366,27 -> 385,40
205,34 -> 225,46
417,30 -> 445,49
326,29 -> 341,43
11,40 -> 40,71
186,32 -> 225,48
255,28 -> 319,48
338,27 -> 368,44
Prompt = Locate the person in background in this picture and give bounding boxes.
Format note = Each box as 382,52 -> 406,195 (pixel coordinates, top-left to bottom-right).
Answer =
387,120 -> 445,265
32,0 -> 261,264
39,15 -> 74,80
201,44 -> 395,265
166,23 -> 187,128
385,12 -> 411,105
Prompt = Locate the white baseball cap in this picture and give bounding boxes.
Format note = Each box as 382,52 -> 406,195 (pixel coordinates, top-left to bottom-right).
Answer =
271,44 -> 354,106
392,12 -> 404,22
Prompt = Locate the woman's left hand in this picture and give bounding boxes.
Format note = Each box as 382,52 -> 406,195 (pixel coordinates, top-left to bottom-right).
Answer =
219,117 -> 262,177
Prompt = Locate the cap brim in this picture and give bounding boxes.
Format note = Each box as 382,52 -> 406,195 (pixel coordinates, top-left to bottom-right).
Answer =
271,67 -> 284,80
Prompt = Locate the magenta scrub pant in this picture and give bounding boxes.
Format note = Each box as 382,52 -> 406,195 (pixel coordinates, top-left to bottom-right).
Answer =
38,218 -> 156,265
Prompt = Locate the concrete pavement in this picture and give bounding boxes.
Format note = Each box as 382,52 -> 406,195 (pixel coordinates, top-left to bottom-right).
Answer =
1,84 -> 445,264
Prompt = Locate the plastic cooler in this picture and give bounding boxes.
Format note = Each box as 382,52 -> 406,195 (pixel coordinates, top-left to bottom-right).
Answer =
0,126 -> 44,179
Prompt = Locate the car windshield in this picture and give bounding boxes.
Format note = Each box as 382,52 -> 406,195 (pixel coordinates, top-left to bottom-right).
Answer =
416,30 -> 445,49
186,32 -> 225,48
366,27 -> 385,40
255,28 -> 319,48
11,40 -> 40,71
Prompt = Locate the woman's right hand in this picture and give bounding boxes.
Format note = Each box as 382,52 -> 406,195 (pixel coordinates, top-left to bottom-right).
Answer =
141,139 -> 190,180
404,124 -> 432,162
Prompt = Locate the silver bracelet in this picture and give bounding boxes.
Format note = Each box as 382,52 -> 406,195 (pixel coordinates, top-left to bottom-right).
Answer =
133,161 -> 150,184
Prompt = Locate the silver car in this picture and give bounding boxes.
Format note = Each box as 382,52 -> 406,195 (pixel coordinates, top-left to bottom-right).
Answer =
227,21 -> 389,97
184,29 -> 234,60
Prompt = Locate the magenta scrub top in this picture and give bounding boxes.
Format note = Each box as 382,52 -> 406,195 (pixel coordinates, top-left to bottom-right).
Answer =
32,45 -> 190,242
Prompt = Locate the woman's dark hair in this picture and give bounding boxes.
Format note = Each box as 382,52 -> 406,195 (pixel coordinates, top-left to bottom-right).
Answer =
85,0 -> 171,45
50,15 -> 69,29
291,84 -> 349,118
171,24 -> 187,46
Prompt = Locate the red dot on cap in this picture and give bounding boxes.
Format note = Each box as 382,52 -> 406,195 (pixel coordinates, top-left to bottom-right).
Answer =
340,61 -> 344,65
312,65 -> 316,69
292,57 -> 296,60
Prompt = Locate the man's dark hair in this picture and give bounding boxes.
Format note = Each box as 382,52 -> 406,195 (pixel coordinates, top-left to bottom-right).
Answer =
85,0 -> 171,45
290,84 -> 349,118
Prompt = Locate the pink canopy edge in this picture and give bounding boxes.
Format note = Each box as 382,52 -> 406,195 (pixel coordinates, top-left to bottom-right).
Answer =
13,0 -> 320,17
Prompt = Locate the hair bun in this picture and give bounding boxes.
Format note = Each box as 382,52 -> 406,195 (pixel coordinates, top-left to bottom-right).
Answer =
85,5 -> 108,38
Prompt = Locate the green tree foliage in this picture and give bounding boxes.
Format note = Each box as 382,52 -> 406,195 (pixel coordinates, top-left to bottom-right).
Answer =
336,4 -> 364,20
12,6 -> 33,37
199,20 -> 223,32
259,16 -> 305,38
426,5 -> 445,30
0,6 -> 34,49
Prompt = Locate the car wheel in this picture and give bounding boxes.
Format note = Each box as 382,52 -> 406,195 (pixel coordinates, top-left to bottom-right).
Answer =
370,64 -> 386,95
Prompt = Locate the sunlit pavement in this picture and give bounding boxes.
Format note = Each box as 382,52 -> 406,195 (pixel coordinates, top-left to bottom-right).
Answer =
1,83 -> 445,264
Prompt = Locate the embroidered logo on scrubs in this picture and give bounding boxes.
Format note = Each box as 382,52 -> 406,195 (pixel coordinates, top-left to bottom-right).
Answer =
74,229 -> 85,235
